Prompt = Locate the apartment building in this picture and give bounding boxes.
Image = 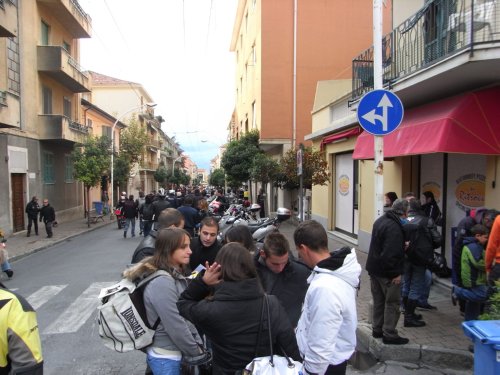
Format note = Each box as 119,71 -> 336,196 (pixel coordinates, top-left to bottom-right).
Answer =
0,0 -> 92,235
80,98 -> 124,209
87,71 -> 165,199
230,0 -> 384,209
307,0 -> 500,265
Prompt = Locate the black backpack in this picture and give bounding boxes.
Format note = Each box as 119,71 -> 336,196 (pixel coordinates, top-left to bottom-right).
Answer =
141,203 -> 154,221
405,218 -> 434,267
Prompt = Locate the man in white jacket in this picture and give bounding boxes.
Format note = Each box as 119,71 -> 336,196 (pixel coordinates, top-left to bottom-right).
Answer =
294,220 -> 361,375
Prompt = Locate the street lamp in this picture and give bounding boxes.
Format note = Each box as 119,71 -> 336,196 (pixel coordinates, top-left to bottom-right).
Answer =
110,103 -> 156,216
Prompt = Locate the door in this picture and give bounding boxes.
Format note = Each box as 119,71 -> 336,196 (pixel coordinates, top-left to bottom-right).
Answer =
11,173 -> 25,232
335,153 -> 356,236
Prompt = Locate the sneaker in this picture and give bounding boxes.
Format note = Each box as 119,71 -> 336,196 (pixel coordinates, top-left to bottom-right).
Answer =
123,231 -> 127,238
5,269 -> 13,278
416,302 -> 437,310
382,335 -> 409,345
372,330 -> 383,338
404,317 -> 426,327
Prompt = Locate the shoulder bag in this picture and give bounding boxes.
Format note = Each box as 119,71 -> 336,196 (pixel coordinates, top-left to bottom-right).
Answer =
243,294 -> 302,375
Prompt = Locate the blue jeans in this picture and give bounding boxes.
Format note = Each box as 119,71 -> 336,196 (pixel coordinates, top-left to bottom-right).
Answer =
124,218 -> 136,236
418,269 -> 432,305
402,261 -> 426,301
143,221 -> 153,237
146,354 -> 180,375
1,260 -> 11,272
453,285 -> 490,321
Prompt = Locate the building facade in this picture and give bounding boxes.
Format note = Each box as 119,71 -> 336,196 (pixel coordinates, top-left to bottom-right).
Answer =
307,0 -> 500,267
230,0 -> 386,209
0,0 -> 92,235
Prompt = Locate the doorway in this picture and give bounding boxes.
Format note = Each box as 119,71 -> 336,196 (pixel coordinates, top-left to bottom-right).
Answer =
11,173 -> 25,232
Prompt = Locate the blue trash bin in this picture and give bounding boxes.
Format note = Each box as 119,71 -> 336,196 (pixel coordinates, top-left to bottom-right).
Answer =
93,201 -> 103,215
463,320 -> 500,375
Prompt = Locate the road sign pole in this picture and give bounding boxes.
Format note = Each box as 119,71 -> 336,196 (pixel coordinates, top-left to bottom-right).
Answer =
374,0 -> 384,220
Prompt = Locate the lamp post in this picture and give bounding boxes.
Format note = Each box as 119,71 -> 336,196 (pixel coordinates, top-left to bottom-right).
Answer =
110,103 -> 156,217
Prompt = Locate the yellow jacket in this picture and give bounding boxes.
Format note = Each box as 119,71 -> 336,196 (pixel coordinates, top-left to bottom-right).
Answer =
0,284 -> 43,374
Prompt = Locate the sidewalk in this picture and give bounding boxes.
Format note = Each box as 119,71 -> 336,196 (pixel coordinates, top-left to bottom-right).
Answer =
4,216 -> 473,371
4,214 -> 114,262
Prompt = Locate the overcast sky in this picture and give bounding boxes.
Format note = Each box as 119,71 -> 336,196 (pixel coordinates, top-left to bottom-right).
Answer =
79,0 -> 238,170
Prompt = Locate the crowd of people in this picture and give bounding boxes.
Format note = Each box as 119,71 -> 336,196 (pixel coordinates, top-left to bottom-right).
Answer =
3,185 -> 499,374
371,191 -> 499,346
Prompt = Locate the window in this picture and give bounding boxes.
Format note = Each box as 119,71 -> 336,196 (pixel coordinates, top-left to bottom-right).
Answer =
62,41 -> 71,53
7,37 -> 20,94
87,119 -> 93,128
41,21 -> 50,45
65,155 -> 74,183
42,86 -> 52,114
102,126 -> 112,140
63,97 -> 71,118
43,152 -> 55,184
252,101 -> 256,129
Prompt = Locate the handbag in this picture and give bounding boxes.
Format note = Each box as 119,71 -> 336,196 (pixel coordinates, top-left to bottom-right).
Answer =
243,295 -> 303,375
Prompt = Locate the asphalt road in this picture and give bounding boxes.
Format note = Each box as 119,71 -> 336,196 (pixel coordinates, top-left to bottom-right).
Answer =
7,225 -> 148,375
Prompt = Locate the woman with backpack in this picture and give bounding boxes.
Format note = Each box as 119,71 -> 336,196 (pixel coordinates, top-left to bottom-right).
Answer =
123,228 -> 210,375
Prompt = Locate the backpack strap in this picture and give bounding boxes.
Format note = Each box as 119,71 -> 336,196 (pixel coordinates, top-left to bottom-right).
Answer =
136,270 -> 170,329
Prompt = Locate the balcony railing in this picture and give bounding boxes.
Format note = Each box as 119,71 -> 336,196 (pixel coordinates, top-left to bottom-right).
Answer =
352,0 -> 500,101
38,114 -> 89,143
141,161 -> 159,171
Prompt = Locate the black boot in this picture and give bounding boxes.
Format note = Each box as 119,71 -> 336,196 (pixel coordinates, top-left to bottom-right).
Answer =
401,296 -> 408,313
404,299 -> 426,327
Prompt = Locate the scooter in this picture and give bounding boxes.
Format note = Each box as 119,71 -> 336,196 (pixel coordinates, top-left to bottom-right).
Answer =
114,208 -> 126,229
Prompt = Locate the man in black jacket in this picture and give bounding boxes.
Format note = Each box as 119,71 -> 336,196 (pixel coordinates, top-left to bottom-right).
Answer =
151,188 -> 172,229
25,196 -> 40,237
39,199 -> 56,238
366,198 -> 409,345
255,232 -> 310,327
189,217 -> 221,272
402,198 -> 441,328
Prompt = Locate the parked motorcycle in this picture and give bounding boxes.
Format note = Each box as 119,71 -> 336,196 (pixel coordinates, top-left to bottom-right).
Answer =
218,206 -> 291,244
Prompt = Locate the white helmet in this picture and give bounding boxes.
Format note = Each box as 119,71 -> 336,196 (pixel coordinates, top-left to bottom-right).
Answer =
250,203 -> 261,212
158,188 -> 167,197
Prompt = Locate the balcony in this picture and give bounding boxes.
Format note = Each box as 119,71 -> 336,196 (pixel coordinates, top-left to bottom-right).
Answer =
37,0 -> 91,38
38,46 -> 90,93
38,114 -> 89,144
352,0 -> 500,106
141,161 -> 159,171
0,91 -> 21,129
148,138 -> 162,149
0,0 -> 17,37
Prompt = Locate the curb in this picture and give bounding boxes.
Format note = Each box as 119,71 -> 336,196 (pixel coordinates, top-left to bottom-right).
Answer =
356,323 -> 473,370
8,221 -> 115,263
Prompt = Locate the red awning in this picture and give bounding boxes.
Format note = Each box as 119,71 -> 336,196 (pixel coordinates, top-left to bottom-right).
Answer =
320,127 -> 361,149
353,86 -> 500,159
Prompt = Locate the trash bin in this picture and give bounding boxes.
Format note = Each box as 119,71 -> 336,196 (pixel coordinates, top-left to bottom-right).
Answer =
93,201 -> 103,215
463,320 -> 500,375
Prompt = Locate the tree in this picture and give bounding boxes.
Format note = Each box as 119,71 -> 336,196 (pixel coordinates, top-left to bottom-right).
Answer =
154,166 -> 169,186
209,168 -> 226,187
72,136 -> 111,227
113,154 -> 132,191
119,116 -> 149,164
251,153 -> 280,216
275,146 -> 330,190
221,130 -> 261,186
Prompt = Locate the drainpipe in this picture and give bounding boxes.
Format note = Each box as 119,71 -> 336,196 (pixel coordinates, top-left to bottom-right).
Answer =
292,0 -> 297,148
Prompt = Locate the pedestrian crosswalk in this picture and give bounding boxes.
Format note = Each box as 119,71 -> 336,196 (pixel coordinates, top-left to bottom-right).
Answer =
14,282 -> 115,335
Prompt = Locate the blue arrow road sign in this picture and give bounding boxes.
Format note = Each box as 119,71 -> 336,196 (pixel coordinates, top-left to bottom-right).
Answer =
357,89 -> 404,136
